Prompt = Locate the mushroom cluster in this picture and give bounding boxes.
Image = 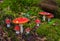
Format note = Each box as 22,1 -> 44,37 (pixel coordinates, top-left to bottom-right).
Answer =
39,12 -> 50,21
39,12 -> 54,22
12,12 -> 54,35
12,17 -> 29,34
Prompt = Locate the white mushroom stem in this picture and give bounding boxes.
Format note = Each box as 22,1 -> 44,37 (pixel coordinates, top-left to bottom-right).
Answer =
16,31 -> 20,34
7,24 -> 10,27
26,32 -> 30,34
48,18 -> 51,22
36,23 -> 39,26
19,24 -> 23,34
43,15 -> 46,21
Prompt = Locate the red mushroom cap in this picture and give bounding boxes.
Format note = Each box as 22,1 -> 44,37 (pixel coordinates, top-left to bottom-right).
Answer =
14,25 -> 20,31
39,12 -> 51,15
25,28 -> 31,32
47,14 -> 54,18
5,18 -> 11,24
12,17 -> 29,24
35,19 -> 41,24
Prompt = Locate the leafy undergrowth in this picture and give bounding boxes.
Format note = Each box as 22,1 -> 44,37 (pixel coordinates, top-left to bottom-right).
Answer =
36,19 -> 60,41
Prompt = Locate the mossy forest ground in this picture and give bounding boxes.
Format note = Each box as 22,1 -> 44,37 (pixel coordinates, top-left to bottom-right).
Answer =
0,0 -> 60,41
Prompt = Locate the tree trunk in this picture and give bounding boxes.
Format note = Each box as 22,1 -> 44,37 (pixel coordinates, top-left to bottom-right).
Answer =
38,0 -> 59,12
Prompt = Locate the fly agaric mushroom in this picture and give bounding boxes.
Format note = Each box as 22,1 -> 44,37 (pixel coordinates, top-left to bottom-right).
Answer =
39,12 -> 50,21
25,27 -> 31,34
14,25 -> 20,34
47,14 -> 54,22
5,18 -> 11,28
12,17 -> 29,34
35,19 -> 41,26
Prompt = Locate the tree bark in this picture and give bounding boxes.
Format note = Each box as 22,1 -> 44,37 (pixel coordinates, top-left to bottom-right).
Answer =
38,0 -> 59,12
